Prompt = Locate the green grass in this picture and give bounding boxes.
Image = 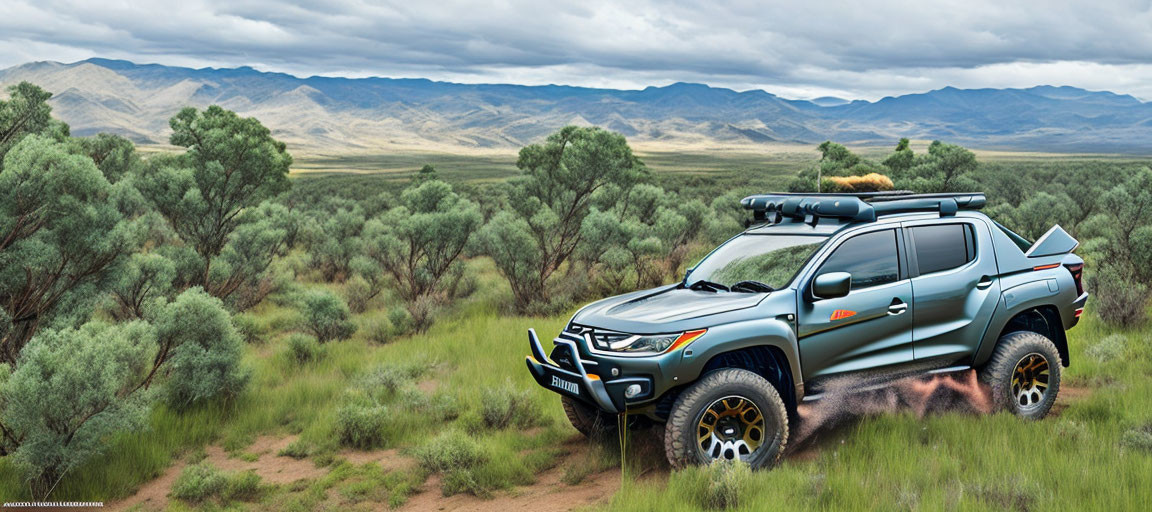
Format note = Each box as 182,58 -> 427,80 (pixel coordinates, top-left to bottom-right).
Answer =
605,308 -> 1152,511
4,148 -> 1152,507
2,254 -> 1150,509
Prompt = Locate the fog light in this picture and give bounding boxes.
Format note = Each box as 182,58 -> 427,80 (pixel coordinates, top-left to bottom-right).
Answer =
624,384 -> 642,399
611,368 -> 620,377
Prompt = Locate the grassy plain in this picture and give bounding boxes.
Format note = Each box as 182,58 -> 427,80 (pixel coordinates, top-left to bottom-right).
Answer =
1,145 -> 1149,510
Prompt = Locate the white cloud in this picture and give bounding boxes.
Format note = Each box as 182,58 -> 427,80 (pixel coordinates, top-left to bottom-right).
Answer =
2,0 -> 1151,100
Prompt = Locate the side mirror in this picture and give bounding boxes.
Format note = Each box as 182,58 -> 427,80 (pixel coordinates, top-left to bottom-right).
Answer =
812,272 -> 852,300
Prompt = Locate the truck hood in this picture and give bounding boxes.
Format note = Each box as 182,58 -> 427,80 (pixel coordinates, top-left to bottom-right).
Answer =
571,284 -> 768,333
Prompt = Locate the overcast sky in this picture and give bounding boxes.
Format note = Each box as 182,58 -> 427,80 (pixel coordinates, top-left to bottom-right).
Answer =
3,0 -> 1152,100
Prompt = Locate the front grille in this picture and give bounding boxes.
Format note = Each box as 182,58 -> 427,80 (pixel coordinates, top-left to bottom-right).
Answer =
567,324 -> 631,350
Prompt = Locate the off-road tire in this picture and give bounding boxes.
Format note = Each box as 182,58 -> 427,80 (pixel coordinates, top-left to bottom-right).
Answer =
562,396 -> 618,439
979,330 -> 1063,420
664,368 -> 789,470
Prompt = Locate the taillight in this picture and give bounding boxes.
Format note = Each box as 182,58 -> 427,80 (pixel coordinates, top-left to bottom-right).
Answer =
1064,263 -> 1084,296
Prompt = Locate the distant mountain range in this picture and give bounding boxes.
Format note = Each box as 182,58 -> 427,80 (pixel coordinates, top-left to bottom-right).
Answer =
3,58 -> 1152,153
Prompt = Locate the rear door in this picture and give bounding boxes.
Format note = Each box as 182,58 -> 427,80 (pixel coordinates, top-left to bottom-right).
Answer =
902,219 -> 1001,364
796,227 -> 914,379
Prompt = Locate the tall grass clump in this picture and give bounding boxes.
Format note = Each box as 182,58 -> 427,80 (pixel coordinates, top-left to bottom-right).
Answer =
171,463 -> 227,503
171,463 -> 266,504
415,430 -> 496,496
479,381 -> 539,430
286,333 -> 324,364
336,400 -> 390,450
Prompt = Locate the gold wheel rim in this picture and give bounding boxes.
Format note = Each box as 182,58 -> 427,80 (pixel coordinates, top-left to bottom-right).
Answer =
1011,352 -> 1050,409
696,396 -> 765,461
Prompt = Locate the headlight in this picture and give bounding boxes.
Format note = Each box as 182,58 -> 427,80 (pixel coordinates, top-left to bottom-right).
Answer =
600,329 -> 707,356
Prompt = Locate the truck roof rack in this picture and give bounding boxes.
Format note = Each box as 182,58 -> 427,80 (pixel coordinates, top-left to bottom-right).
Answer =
741,191 -> 986,224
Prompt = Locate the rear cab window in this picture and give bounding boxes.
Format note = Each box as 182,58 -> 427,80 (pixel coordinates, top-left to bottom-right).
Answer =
909,224 -> 976,275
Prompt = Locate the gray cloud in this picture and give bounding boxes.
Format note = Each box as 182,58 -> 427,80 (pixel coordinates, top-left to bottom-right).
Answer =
2,0 -> 1152,99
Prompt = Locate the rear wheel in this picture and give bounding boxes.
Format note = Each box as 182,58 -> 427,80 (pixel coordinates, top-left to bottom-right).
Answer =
664,368 -> 789,470
979,331 -> 1062,419
562,396 -> 617,439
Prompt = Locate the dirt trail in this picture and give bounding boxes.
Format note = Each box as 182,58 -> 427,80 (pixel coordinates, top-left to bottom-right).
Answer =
109,435 -> 326,511
402,464 -> 620,512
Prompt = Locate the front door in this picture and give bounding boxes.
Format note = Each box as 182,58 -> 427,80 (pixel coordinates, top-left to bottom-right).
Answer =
797,228 -> 914,379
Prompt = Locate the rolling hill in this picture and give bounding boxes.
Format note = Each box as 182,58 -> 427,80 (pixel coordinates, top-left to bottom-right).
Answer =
2,58 -> 1151,153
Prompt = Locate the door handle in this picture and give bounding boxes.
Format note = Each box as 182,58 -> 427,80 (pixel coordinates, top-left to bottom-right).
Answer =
888,299 -> 908,315
976,276 -> 994,289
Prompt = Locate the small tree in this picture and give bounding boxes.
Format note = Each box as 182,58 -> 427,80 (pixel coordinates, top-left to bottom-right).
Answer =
1,321 -> 155,497
899,140 -> 979,192
299,289 -> 357,342
0,82 -> 66,163
138,106 -> 292,296
308,207 -> 365,281
1,135 -> 143,365
362,180 -> 482,305
476,126 -> 646,312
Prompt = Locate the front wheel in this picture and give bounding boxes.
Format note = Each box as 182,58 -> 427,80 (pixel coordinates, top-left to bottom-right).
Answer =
562,396 -> 618,439
979,331 -> 1063,419
664,369 -> 789,470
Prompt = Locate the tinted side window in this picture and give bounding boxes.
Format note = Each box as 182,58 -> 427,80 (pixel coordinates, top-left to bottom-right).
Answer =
818,229 -> 900,289
911,224 -> 976,275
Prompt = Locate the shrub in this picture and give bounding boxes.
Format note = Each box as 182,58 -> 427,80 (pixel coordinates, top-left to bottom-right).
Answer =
171,463 -> 227,503
1086,334 -> 1127,363
152,288 -> 250,409
387,306 -> 414,337
232,312 -> 267,344
286,333 -> 323,364
1121,424 -> 1152,453
336,401 -> 389,449
359,363 -> 426,394
479,381 -> 538,430
343,274 -> 374,313
1,321 -> 154,498
363,318 -> 391,344
300,289 -> 357,342
1087,265 -> 1148,327
397,387 -> 460,422
406,295 -> 438,333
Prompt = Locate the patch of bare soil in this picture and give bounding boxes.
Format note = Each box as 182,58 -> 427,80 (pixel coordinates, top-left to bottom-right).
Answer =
1049,384 -> 1093,417
416,378 -> 439,394
108,435 -> 326,511
107,454 -> 184,512
401,464 -> 620,512
203,436 -> 327,485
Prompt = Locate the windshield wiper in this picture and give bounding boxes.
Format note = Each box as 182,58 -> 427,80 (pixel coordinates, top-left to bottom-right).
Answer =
687,280 -> 730,292
731,280 -> 774,293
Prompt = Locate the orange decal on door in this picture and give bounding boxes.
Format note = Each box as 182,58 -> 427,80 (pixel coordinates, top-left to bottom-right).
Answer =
830,309 -> 857,321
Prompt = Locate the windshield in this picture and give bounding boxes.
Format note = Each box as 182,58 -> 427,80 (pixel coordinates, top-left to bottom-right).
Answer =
686,234 -> 827,291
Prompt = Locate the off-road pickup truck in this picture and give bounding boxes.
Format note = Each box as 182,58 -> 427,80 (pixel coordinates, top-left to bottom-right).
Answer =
526,192 -> 1088,469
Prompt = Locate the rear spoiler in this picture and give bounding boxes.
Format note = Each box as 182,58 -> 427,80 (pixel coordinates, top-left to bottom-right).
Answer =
988,223 -> 1079,275
1025,225 -> 1079,258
